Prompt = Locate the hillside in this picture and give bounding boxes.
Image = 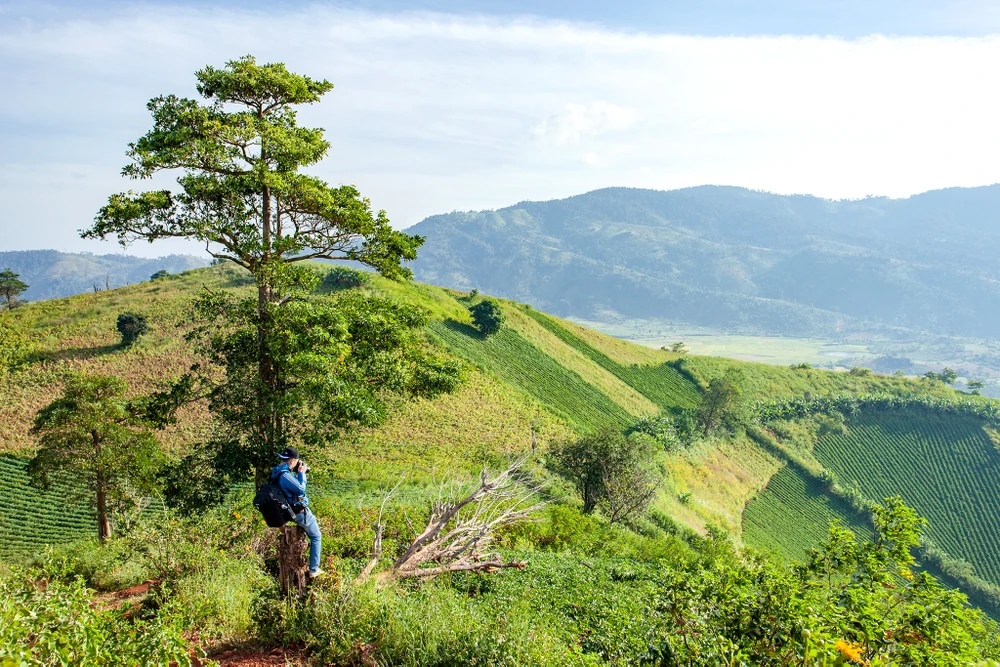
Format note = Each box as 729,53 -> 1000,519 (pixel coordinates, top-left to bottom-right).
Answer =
0,249 -> 210,302
4,264 -> 1000,661
408,184 -> 1000,339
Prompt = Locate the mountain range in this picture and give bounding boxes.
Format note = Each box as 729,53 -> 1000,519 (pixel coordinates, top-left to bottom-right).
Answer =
0,250 -> 210,302
408,185 -> 1000,339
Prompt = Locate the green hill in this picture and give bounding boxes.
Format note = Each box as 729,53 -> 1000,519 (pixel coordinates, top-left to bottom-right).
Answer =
5,264 -> 1000,662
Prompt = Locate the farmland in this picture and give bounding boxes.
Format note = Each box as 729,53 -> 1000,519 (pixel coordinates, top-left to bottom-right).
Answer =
742,466 -> 869,561
0,456 -> 96,559
523,309 -> 701,409
814,410 -> 1000,585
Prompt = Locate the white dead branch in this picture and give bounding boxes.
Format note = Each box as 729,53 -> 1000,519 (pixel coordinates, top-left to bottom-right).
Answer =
358,455 -> 544,582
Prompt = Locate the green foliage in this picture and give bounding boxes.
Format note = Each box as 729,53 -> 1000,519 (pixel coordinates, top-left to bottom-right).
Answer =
697,370 -> 746,436
926,367 -> 960,384
184,287 -> 461,483
149,269 -> 170,281
115,311 -> 148,346
82,55 -> 427,485
849,365 -> 872,376
549,429 -> 660,518
0,268 -> 28,310
469,298 -> 505,336
626,414 -> 683,451
321,265 -> 367,290
0,566 -> 199,666
28,374 -> 166,541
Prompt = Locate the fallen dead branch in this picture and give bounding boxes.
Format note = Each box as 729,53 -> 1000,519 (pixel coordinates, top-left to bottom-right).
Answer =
358,455 -> 543,583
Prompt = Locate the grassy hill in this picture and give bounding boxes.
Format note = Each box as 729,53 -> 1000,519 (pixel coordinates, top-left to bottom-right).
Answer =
5,263 -> 1000,661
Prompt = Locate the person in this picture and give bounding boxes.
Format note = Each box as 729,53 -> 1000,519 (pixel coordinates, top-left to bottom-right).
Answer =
271,446 -> 324,578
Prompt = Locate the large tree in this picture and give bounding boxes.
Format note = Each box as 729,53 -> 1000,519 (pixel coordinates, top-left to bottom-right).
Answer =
82,56 -> 427,482
29,374 -> 166,541
0,268 -> 28,310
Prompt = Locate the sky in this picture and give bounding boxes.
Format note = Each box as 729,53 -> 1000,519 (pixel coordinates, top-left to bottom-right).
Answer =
4,1 -> 1000,257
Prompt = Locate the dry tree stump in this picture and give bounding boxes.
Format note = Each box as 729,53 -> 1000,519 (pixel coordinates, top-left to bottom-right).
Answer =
279,524 -> 309,598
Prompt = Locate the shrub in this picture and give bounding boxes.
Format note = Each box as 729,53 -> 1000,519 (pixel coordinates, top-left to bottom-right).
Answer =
0,566 -> 198,666
848,366 -> 871,376
116,312 -> 148,346
149,269 -> 170,281
322,266 -> 366,290
469,299 -> 505,336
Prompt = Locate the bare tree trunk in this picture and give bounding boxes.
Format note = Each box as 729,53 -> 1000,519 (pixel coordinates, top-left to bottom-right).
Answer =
279,524 -> 309,598
96,484 -> 111,542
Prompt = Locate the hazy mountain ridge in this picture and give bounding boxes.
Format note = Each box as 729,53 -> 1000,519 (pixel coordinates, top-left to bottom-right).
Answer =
0,250 -> 210,302
409,185 -> 1000,338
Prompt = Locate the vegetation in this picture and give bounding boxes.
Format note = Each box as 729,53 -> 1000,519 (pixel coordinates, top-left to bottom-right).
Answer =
469,298 -> 505,336
549,429 -> 659,516
814,410 -> 1000,585
27,374 -> 168,541
115,311 -> 148,346
82,56 -> 434,486
149,269 -> 170,281
0,268 -> 28,310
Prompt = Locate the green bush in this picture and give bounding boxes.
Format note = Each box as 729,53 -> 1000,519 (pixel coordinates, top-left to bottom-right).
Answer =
0,566 -> 201,666
322,266 -> 366,290
115,312 -> 148,346
149,269 -> 170,281
469,299 -> 505,336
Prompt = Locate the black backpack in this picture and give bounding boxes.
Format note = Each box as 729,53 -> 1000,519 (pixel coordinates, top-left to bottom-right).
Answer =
253,472 -> 296,528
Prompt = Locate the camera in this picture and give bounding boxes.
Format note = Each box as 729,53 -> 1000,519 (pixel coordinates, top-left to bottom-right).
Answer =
296,461 -> 310,474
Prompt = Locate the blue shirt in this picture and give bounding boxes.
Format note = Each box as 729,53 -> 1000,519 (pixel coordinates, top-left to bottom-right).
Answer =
270,463 -> 309,508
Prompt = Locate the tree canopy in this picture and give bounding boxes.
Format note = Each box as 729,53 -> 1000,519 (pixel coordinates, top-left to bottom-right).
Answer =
29,374 -> 166,541
0,269 -> 28,310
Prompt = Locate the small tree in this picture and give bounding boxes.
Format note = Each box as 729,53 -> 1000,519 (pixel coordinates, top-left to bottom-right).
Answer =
670,342 -> 687,354
470,299 -> 505,336
116,312 -> 148,346
697,371 -> 745,436
150,269 -> 170,281
0,268 -> 28,310
29,374 -> 165,541
967,379 -> 985,395
550,430 -> 659,515
322,266 -> 366,290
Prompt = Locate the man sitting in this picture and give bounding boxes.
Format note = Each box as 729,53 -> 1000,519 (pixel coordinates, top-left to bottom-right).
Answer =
271,446 -> 324,578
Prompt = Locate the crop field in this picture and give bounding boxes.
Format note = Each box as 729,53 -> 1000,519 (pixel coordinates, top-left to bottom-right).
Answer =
428,320 -> 634,432
523,309 -> 700,410
0,456 -> 96,559
742,466 -> 870,560
814,411 -> 1000,585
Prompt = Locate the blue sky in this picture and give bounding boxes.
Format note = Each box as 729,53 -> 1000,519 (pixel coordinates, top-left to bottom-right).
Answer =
4,1 -> 1000,256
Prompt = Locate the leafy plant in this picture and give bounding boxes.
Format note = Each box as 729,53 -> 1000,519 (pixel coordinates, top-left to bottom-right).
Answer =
115,312 -> 148,346
469,299 -> 505,336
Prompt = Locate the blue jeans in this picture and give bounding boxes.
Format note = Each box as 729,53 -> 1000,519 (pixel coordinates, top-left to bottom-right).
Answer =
293,508 -> 322,572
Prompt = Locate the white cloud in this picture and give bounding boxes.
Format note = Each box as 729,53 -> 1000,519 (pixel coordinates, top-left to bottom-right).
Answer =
3,7 -> 1000,255
534,102 -> 637,146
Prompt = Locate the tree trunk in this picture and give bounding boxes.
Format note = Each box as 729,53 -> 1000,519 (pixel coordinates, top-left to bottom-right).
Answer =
96,483 -> 111,542
278,524 -> 309,598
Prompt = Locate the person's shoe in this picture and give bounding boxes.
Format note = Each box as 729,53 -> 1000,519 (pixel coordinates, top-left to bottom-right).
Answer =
309,568 -> 325,578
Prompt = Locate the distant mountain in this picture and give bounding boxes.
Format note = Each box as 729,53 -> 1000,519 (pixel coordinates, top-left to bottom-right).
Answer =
408,185 -> 1000,338
0,250 -> 210,302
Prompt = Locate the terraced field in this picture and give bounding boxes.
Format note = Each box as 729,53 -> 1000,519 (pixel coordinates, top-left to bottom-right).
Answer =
814,411 -> 1000,585
522,309 -> 700,410
743,466 -> 870,560
428,320 -> 634,432
0,456 -> 96,559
